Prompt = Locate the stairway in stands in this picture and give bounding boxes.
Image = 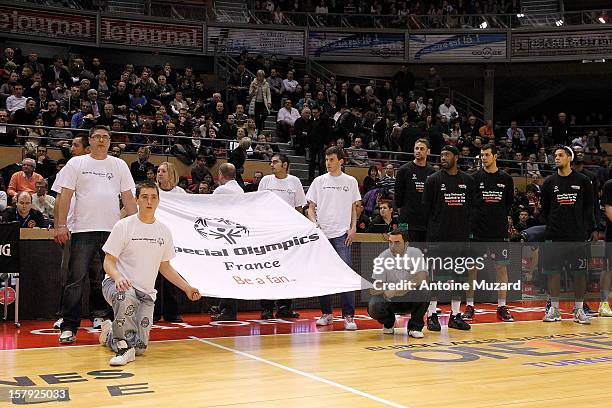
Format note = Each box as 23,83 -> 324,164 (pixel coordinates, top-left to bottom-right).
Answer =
262,113 -> 311,188
214,0 -> 249,23
106,0 -> 145,14
520,0 -> 562,26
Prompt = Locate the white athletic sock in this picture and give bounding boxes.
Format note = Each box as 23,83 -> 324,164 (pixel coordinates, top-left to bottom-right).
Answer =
466,297 -> 474,306
451,300 -> 461,315
428,300 -> 438,316
498,298 -> 506,307
575,301 -> 583,310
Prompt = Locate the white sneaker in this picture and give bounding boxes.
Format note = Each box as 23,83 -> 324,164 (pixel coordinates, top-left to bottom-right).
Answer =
59,330 -> 76,344
408,330 -> 425,338
110,341 -> 136,366
382,326 -> 394,334
53,318 -> 63,330
344,316 -> 357,331
99,320 -> 112,346
92,318 -> 104,330
574,308 -> 592,325
315,314 -> 334,326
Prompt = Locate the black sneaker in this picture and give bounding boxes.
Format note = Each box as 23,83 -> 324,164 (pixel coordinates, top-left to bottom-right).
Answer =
276,306 -> 300,318
164,315 -> 183,323
497,306 -> 514,322
583,302 -> 597,316
448,313 -> 471,330
462,305 -> 475,320
261,309 -> 274,320
427,313 -> 441,331
211,310 -> 237,321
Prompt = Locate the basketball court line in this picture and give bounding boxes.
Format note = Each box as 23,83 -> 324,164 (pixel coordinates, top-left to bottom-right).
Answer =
0,318 -> 553,352
190,335 -> 410,408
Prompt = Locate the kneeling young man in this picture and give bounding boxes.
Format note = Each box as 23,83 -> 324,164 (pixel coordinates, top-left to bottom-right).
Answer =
100,180 -> 201,366
368,229 -> 429,338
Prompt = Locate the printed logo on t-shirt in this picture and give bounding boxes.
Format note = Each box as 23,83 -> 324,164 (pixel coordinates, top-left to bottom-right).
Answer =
132,236 -> 165,246
482,190 -> 504,203
444,192 -> 466,206
266,187 -> 296,196
194,217 -> 250,245
323,185 -> 350,192
571,185 -> 581,190
82,170 -> 114,180
554,185 -> 559,193
440,183 -> 446,191
556,193 -> 578,206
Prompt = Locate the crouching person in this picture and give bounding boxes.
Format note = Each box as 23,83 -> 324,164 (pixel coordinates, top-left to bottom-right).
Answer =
368,229 -> 429,338
99,180 -> 201,366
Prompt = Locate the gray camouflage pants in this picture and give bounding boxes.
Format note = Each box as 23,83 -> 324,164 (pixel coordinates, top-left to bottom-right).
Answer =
102,278 -> 154,355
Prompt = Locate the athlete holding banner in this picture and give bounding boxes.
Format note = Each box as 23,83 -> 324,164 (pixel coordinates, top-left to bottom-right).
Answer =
100,180 -> 201,366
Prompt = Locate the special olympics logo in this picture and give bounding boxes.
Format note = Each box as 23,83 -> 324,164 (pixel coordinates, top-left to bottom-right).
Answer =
194,217 -> 250,245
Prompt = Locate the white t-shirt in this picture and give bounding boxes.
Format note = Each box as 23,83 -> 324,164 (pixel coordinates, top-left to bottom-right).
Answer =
258,174 -> 306,208
305,172 -> 361,239
59,155 -> 135,232
102,214 -> 175,300
162,186 -> 187,194
51,166 -> 76,232
213,180 -> 244,195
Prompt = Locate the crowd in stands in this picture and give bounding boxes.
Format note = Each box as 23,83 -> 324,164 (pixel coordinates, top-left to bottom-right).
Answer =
0,45 -> 611,235
249,0 -> 522,27
252,0 -> 521,15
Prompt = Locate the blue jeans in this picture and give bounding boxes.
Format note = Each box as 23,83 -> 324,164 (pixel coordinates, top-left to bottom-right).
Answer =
319,234 -> 356,317
60,231 -> 110,332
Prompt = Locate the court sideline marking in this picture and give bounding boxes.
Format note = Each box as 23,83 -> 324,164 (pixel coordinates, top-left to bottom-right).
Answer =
0,318 -> 558,352
190,335 -> 409,408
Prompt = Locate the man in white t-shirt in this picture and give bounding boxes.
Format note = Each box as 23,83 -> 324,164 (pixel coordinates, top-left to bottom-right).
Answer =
100,180 -> 201,366
258,153 -> 307,319
51,135 -> 107,331
212,163 -> 245,195
55,125 -> 138,344
306,146 -> 361,330
211,162 -> 244,321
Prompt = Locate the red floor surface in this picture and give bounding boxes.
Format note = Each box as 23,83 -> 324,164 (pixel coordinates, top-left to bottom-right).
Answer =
0,300 -> 592,351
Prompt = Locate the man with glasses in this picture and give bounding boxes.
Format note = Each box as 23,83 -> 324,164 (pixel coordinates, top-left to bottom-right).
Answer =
7,158 -> 44,200
55,125 -> 137,344
379,163 -> 396,200
257,153 -> 307,319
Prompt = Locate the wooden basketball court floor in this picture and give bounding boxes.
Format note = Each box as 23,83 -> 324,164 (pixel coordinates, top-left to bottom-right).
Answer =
3,301 -> 612,407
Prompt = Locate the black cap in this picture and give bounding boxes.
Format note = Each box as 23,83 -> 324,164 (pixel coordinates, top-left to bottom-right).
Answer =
441,145 -> 460,155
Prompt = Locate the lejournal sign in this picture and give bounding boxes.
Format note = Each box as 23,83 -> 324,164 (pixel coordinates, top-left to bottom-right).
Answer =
365,331 -> 612,365
0,5 -> 95,44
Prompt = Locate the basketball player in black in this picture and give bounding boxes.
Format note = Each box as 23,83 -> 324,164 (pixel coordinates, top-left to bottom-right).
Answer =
395,138 -> 435,245
571,144 -> 600,315
422,145 -> 474,331
541,145 -> 593,324
462,144 -> 515,322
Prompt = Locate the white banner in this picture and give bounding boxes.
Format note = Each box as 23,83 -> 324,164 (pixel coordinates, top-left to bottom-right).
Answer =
156,191 -> 366,299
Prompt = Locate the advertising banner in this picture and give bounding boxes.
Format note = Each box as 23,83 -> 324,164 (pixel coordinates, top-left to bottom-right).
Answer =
511,29 -> 612,60
308,31 -> 405,61
409,33 -> 507,62
0,5 -> 95,44
207,27 -> 305,56
100,17 -> 203,52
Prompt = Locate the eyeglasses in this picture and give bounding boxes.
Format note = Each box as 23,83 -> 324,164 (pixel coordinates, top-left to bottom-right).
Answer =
91,134 -> 110,141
